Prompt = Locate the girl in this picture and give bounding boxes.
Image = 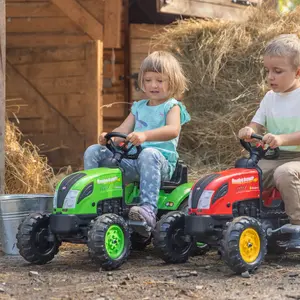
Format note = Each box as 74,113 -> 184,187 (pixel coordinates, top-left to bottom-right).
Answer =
84,51 -> 191,236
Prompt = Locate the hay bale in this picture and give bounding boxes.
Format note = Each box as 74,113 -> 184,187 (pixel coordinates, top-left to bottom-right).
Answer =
4,119 -> 55,194
152,8 -> 300,174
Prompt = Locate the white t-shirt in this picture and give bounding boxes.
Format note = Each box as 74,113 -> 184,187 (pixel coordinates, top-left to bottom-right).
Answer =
252,87 -> 300,152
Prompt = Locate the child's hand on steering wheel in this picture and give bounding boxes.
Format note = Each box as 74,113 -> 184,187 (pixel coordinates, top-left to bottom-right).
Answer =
98,132 -> 108,145
238,126 -> 255,142
126,132 -> 147,146
262,133 -> 284,149
99,132 -> 125,146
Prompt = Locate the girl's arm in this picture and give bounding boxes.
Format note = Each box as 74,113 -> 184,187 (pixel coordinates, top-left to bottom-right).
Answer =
126,106 -> 181,145
113,113 -> 135,134
144,105 -> 181,141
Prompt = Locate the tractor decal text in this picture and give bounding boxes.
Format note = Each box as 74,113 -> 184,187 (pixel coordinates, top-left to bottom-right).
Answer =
232,176 -> 258,185
97,176 -> 119,185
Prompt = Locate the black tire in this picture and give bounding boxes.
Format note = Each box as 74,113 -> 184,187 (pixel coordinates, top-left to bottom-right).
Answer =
220,216 -> 267,274
130,232 -> 152,251
266,236 -> 286,255
16,213 -> 60,264
178,199 -> 209,256
153,211 -> 192,264
178,198 -> 189,215
88,213 -> 131,270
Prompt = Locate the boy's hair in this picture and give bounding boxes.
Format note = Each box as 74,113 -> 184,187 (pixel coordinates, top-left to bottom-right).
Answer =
138,51 -> 187,98
264,34 -> 300,69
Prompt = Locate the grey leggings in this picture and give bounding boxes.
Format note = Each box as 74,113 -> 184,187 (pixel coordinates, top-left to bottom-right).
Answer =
84,145 -> 171,211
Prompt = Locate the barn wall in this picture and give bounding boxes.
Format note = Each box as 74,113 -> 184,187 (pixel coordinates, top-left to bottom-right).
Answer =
5,0 -> 125,170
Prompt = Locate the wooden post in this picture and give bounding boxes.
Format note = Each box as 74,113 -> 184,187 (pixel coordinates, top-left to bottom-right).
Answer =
0,0 -> 5,194
85,40 -> 103,148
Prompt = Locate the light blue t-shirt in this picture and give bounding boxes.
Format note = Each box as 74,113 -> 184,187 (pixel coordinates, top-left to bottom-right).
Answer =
131,98 -> 191,178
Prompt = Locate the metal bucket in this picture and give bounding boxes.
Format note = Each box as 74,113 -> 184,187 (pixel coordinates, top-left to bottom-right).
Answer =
0,194 -> 53,255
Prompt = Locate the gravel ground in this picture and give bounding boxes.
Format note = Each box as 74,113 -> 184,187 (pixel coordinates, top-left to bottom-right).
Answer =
1,244 -> 300,300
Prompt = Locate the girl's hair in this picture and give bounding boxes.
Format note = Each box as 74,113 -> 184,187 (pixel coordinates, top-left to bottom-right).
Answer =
138,51 -> 187,98
264,34 -> 300,69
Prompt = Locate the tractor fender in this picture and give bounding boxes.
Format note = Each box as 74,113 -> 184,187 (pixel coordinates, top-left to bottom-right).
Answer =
161,183 -> 193,210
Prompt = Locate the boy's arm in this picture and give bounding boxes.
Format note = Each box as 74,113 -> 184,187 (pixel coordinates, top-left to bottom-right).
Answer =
238,122 -> 265,140
280,132 -> 300,146
263,131 -> 300,148
248,122 -> 265,135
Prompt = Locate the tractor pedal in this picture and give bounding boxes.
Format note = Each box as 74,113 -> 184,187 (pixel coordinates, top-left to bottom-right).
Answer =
128,220 -> 147,227
128,220 -> 152,238
279,224 -> 300,234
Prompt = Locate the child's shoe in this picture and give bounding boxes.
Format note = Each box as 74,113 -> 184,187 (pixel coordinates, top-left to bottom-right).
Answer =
129,205 -> 156,237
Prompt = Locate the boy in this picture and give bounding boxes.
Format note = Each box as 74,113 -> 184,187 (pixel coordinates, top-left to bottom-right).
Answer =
238,34 -> 300,248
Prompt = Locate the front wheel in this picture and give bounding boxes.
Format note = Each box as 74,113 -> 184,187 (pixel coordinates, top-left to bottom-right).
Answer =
88,213 -> 131,270
220,216 -> 267,274
179,199 -> 209,256
16,213 -> 60,264
153,211 -> 192,264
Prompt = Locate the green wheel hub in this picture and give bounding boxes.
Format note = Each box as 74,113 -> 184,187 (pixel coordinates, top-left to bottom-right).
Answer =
105,225 -> 125,259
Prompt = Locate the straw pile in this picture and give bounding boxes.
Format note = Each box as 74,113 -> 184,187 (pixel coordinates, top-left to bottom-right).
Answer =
152,8 -> 300,174
5,119 -> 55,194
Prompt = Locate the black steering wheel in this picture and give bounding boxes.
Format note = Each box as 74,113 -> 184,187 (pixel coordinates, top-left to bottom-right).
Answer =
240,133 -> 280,160
105,132 -> 142,162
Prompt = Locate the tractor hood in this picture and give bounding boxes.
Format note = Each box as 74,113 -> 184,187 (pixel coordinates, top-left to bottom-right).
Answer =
54,168 -> 122,210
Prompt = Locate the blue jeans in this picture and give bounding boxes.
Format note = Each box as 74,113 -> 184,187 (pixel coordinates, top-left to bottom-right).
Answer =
83,145 -> 171,212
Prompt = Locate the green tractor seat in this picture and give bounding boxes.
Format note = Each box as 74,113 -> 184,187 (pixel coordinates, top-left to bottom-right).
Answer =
161,160 -> 188,192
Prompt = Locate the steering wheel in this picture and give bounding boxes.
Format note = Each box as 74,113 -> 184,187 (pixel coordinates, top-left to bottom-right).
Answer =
105,132 -> 142,161
240,133 -> 280,160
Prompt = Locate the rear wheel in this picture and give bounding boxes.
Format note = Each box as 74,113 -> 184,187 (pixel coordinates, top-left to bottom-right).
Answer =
16,213 -> 60,264
153,211 -> 192,264
88,213 -> 131,270
220,216 -> 267,274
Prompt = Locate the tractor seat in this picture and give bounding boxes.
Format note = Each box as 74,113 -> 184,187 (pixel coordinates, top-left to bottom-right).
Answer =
161,160 -> 188,192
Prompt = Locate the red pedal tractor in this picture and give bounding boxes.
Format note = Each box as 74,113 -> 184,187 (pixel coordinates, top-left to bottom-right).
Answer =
154,134 -> 300,274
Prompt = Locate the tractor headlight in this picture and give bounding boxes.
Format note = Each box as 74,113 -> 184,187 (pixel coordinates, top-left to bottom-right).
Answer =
53,189 -> 58,208
197,190 -> 214,209
188,192 -> 192,208
63,190 -> 80,209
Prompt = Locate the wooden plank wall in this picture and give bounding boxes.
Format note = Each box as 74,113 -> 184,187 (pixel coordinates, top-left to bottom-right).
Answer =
0,0 -> 5,193
5,0 -> 124,170
130,24 -> 165,102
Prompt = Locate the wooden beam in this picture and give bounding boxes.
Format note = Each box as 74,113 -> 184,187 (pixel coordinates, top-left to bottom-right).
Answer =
6,2 -> 65,18
157,0 -> 256,21
104,0 -> 122,48
51,0 -> 103,41
85,40 -> 103,147
0,0 -> 5,194
7,34 -> 90,48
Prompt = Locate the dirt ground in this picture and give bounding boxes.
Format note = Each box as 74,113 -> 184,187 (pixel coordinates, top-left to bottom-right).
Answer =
1,244 -> 300,300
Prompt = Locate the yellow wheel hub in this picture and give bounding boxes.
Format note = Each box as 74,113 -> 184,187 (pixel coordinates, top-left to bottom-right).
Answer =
239,228 -> 261,263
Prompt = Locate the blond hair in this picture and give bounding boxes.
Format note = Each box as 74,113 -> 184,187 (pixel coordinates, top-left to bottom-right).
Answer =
138,51 -> 187,98
264,34 -> 300,69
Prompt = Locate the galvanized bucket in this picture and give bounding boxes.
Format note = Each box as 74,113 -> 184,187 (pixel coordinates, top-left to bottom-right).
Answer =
0,194 -> 53,255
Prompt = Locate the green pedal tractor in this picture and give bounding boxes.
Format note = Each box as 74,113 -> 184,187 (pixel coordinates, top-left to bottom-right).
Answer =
16,132 -> 196,270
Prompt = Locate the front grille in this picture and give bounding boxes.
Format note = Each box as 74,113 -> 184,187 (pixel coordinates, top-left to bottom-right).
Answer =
191,174 -> 220,208
77,182 -> 94,204
97,199 -> 121,215
57,173 -> 86,208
